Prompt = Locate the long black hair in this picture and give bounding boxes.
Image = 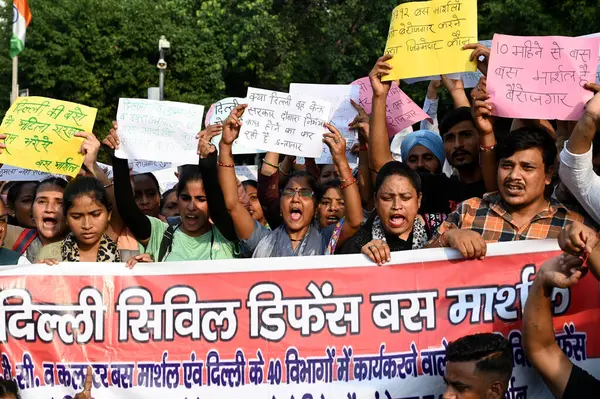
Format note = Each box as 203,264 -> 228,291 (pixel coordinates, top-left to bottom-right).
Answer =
34,177 -> 68,199
63,176 -> 112,216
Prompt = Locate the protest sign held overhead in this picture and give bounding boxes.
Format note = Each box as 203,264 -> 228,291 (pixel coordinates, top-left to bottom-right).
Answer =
289,84 -> 359,164
236,88 -> 331,158
0,97 -> 97,177
351,77 -> 430,137
382,0 -> 478,80
115,99 -> 204,165
209,97 -> 264,155
487,34 -> 599,120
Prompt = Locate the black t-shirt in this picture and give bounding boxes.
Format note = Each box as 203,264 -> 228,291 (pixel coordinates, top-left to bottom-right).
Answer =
418,173 -> 486,237
563,364 -> 600,398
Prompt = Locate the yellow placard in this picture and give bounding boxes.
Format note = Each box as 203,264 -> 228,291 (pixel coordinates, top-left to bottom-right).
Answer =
0,97 -> 98,177
382,0 -> 478,81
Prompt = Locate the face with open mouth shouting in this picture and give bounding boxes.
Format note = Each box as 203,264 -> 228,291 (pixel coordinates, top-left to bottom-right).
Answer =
498,148 -> 551,210
375,175 -> 421,240
280,176 -> 317,233
178,180 -> 210,236
33,184 -> 67,243
318,186 -> 345,228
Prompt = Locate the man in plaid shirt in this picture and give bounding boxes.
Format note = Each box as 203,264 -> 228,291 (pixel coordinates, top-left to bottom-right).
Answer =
428,127 -> 591,259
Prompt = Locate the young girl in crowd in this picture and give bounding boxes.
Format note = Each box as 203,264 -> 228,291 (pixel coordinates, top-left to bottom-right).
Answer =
0,195 -> 30,265
218,104 -> 362,257
160,188 -> 179,218
6,181 -> 37,228
337,161 -> 428,264
37,176 -> 121,263
132,172 -> 162,218
317,179 -> 346,228
241,180 -> 268,227
106,123 -> 238,262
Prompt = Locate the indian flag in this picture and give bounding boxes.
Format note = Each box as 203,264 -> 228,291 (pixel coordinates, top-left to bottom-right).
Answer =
10,0 -> 32,58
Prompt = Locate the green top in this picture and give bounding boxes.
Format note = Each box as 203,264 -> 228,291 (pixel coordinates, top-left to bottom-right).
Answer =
37,242 -> 62,261
141,216 -> 238,262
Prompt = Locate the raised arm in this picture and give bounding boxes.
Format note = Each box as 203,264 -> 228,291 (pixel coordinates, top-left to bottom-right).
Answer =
421,80 -> 440,132
566,83 -> 600,154
324,124 -> 362,246
441,74 -> 470,108
471,77 -> 498,193
349,99 -> 374,211
218,104 -> 255,240
258,151 -> 284,229
103,124 -> 152,246
523,254 -> 584,399
196,124 -> 237,241
368,55 -> 395,172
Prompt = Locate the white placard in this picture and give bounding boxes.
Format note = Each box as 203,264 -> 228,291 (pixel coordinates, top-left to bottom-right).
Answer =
236,88 -> 331,158
208,97 -> 265,155
115,99 -> 204,164
0,165 -> 59,181
289,84 -> 359,164
235,165 -> 259,182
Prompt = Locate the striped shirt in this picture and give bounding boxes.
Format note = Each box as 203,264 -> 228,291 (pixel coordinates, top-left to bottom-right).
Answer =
434,192 -> 589,243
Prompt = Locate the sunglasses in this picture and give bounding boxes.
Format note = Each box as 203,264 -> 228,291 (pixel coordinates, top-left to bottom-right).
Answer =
281,188 -> 314,199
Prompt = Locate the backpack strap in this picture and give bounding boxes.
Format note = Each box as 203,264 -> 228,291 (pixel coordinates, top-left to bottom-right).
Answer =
157,224 -> 179,262
12,229 -> 38,255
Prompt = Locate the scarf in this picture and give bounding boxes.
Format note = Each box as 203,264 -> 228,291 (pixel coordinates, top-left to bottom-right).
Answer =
253,222 -> 326,258
372,215 -> 428,250
61,233 -> 122,263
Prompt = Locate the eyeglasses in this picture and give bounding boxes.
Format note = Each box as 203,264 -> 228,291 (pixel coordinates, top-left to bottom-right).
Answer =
281,188 -> 314,199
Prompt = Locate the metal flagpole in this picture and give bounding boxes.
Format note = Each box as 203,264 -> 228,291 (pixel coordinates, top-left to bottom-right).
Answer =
11,56 -> 18,104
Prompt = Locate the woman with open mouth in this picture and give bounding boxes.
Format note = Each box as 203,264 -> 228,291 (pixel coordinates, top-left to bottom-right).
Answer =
337,161 -> 429,265
218,104 -> 363,258
106,123 -> 238,262
317,179 -> 346,228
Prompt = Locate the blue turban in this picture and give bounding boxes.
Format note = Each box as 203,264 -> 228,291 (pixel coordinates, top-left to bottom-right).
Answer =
400,130 -> 445,165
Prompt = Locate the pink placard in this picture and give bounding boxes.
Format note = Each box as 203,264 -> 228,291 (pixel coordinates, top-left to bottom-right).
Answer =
487,34 -> 599,121
350,77 -> 430,138
204,103 -> 216,128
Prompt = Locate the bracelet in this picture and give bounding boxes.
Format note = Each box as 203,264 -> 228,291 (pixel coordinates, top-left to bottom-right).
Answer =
480,144 -> 496,152
104,183 -> 114,189
340,178 -> 357,189
263,159 -> 280,169
217,161 -> 235,168
278,169 -> 289,177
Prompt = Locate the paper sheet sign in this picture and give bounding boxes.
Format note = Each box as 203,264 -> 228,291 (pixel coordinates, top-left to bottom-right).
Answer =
0,97 -> 97,177
236,88 -> 331,158
487,34 -> 600,121
115,99 -> 204,165
208,97 -> 265,155
382,0 -> 478,80
289,84 -> 359,165
351,77 -> 430,137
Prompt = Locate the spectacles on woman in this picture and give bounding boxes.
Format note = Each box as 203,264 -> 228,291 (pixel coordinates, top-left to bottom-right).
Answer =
281,188 -> 314,199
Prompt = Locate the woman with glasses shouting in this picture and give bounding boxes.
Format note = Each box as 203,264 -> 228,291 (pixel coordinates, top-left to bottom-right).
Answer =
218,104 -> 363,258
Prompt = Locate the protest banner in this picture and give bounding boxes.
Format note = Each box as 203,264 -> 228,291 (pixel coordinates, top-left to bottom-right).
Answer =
0,165 -> 57,182
487,34 -> 600,120
115,99 -> 204,165
208,97 -> 264,155
0,240 -> 597,398
351,77 -> 430,138
237,88 -> 331,158
382,0 -> 478,81
0,97 -> 97,177
289,84 -> 360,165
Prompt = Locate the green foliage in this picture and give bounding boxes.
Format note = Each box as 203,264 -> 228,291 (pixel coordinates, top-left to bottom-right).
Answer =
0,0 -> 598,148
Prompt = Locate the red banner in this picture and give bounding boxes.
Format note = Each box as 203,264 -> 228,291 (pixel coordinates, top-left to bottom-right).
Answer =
0,240 -> 596,398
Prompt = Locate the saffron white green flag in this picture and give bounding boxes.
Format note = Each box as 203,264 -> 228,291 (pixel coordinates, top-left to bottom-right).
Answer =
10,0 -> 32,58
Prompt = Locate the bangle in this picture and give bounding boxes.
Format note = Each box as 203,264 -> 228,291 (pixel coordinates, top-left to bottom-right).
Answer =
263,160 -> 279,169
104,183 -> 114,189
217,161 -> 235,168
278,168 -> 289,177
340,178 -> 357,189
480,144 -> 496,152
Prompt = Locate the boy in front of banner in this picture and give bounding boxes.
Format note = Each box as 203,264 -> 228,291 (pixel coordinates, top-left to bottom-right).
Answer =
523,221 -> 600,398
443,333 -> 513,398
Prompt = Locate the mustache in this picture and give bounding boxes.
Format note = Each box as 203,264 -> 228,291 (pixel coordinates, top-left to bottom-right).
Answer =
503,179 -> 525,188
451,150 -> 471,158
415,167 -> 432,174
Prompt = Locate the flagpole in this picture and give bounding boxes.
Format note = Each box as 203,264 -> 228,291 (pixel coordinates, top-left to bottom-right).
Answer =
11,56 -> 18,104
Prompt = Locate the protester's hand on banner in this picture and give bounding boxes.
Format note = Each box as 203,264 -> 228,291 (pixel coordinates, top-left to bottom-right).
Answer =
559,221 -> 600,257
426,79 -> 443,100
323,123 -> 347,166
102,121 -> 121,150
349,99 -> 370,142
463,43 -> 491,75
197,124 -> 222,159
369,55 -> 393,98
361,239 -> 391,265
445,229 -> 487,260
126,253 -> 153,269
37,258 -> 60,266
538,253 -> 585,289
222,104 -> 248,146
583,82 -> 600,127
75,132 -> 101,172
74,365 -> 93,399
